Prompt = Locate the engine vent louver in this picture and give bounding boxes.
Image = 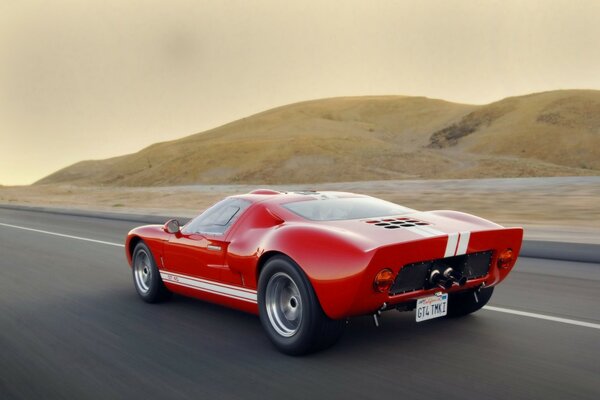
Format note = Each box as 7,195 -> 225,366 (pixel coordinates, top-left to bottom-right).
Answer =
389,251 -> 493,295
365,217 -> 430,229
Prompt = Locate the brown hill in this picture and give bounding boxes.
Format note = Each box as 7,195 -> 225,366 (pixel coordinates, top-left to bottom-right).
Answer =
37,90 -> 600,186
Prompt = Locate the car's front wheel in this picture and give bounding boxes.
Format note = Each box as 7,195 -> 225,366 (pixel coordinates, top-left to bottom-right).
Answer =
132,241 -> 172,303
258,255 -> 345,355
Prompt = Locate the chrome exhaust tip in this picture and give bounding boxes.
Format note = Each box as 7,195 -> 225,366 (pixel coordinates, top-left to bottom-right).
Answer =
430,270 -> 453,290
443,268 -> 467,287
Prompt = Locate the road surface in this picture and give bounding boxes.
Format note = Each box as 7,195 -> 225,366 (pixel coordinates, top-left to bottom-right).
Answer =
0,208 -> 598,399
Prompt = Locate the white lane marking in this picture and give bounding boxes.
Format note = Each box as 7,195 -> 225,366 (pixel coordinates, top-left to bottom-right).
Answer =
444,233 -> 459,257
484,306 -> 600,330
0,222 -> 125,248
455,231 -> 470,255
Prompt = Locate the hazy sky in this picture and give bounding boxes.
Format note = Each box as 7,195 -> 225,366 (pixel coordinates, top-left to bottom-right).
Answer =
2,0 -> 600,185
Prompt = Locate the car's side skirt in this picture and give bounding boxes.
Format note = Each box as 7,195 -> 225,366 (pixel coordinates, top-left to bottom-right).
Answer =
160,270 -> 258,304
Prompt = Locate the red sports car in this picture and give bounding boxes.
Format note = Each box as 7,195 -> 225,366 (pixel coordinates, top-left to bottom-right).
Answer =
125,190 -> 522,355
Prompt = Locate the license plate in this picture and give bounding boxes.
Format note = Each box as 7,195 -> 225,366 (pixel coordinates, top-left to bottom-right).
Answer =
416,293 -> 448,322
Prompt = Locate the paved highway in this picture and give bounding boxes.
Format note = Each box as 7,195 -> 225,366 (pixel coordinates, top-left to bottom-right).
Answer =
0,208 -> 598,399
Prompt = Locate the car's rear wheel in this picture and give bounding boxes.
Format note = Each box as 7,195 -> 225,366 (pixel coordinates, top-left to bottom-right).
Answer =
132,241 -> 171,303
447,286 -> 494,317
258,255 -> 345,355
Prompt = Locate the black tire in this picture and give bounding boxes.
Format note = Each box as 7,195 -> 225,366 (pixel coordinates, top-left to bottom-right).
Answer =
132,242 -> 172,303
258,255 -> 345,355
446,286 -> 494,318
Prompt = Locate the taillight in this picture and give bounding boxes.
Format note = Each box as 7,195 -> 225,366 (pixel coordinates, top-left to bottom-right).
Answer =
497,249 -> 514,269
374,269 -> 395,292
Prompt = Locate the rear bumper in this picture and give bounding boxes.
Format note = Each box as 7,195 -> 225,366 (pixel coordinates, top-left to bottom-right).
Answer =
336,227 -> 523,319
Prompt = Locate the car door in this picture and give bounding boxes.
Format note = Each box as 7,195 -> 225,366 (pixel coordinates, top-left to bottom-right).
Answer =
162,198 -> 251,283
162,231 -> 226,281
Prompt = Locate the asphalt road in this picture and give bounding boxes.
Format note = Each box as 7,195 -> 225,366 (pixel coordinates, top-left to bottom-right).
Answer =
0,208 -> 599,400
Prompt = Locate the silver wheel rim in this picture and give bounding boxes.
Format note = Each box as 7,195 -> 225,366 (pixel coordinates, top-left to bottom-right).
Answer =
134,249 -> 152,294
265,272 -> 303,337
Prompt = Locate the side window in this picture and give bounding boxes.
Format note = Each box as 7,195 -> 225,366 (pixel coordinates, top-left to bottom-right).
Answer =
183,198 -> 251,235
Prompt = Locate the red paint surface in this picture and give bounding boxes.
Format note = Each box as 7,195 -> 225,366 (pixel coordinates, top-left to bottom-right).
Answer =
126,191 -> 523,319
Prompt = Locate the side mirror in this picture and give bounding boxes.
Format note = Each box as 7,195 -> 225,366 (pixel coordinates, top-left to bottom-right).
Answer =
163,219 -> 181,234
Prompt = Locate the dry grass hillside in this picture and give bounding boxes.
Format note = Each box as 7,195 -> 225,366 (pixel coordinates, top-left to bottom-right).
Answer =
37,90 -> 600,186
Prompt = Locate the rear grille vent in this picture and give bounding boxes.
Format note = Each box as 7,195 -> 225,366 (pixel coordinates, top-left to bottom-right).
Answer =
365,217 -> 430,229
389,251 -> 493,295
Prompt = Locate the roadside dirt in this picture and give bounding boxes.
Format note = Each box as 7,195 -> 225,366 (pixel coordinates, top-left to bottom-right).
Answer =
1,177 -> 598,243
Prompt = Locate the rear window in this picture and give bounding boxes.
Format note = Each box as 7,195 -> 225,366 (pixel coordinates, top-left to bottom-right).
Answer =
282,197 -> 414,221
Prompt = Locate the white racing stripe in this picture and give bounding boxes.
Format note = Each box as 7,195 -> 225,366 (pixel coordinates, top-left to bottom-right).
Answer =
393,223 -> 471,258
404,226 -> 438,238
160,270 -> 257,303
484,306 -> 600,330
441,231 -> 471,257
416,225 -> 446,237
161,270 -> 256,294
455,231 -> 470,255
371,216 -> 471,259
163,279 -> 256,303
0,222 -> 125,247
444,233 -> 459,257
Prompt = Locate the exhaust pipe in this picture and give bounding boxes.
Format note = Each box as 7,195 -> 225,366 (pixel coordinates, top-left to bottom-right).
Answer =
430,270 -> 453,290
444,268 -> 467,287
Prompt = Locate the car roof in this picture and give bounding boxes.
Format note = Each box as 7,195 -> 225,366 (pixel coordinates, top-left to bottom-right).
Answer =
231,189 -> 367,206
